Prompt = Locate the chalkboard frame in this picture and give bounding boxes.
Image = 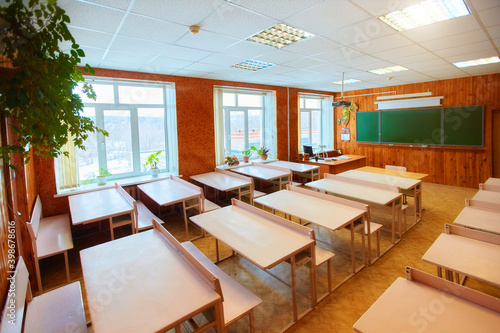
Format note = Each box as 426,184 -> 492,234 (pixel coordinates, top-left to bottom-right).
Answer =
355,106 -> 484,147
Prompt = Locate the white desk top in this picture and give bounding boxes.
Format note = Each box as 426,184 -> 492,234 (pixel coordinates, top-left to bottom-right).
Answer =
254,190 -> 364,231
306,178 -> 401,206
340,169 -> 420,190
189,205 -> 314,269
422,233 -> 500,287
191,171 -> 251,192
485,177 -> 500,186
454,206 -> 500,234
80,230 -> 221,333
472,190 -> 500,204
68,188 -> 134,225
353,277 -> 500,332
231,165 -> 289,181
138,178 -> 200,206
267,161 -> 319,173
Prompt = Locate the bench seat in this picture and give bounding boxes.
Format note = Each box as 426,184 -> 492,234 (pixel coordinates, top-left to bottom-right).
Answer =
182,241 -> 262,329
35,213 -> 73,259
203,199 -> 222,212
136,201 -> 162,232
24,281 -> 87,333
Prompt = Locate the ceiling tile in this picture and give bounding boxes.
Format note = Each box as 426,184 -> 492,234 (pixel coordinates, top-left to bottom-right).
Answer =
477,6 -> 500,27
229,0 -> 326,20
109,36 -> 167,57
350,34 -> 413,54
158,44 -> 213,62
119,14 -> 188,44
285,0 -> 371,35
313,47 -> 364,63
104,50 -> 155,64
254,50 -> 301,65
200,3 -> 276,39
487,24 -> 500,39
219,40 -> 269,58
175,30 -> 239,52
323,18 -> 396,46
147,57 -> 194,70
282,36 -> 340,56
62,1 -> 125,34
402,15 -> 481,42
182,62 -> 227,72
349,0 -> 422,16
461,62 -> 500,75
198,53 -> 248,66
84,0 -> 132,10
420,30 -> 488,51
404,58 -> 451,70
131,0 -> 226,26
469,0 -> 500,11
445,49 -> 500,63
281,57 -> 327,69
99,60 -> 142,72
372,44 -> 428,61
68,27 -> 113,49
434,41 -> 496,58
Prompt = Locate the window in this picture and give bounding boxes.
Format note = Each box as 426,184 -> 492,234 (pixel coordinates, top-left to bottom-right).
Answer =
214,87 -> 276,165
55,80 -> 178,190
299,94 -> 334,151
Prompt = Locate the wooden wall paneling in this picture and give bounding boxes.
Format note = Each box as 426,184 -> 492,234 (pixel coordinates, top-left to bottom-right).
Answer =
0,130 -> 11,306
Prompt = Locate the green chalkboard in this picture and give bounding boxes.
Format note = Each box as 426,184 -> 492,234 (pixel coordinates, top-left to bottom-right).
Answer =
443,106 -> 483,146
381,108 -> 442,145
356,111 -> 379,143
355,106 -> 484,147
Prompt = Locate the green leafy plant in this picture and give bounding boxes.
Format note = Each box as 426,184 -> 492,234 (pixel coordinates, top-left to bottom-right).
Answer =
241,149 -> 254,157
251,146 -> 269,157
0,0 -> 107,166
224,155 -> 239,166
143,151 -> 162,169
99,169 -> 112,177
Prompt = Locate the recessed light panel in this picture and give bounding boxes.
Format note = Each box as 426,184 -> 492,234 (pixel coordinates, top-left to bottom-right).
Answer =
378,0 -> 469,32
332,79 -> 360,84
369,66 -> 408,75
453,56 -> 500,68
231,60 -> 274,71
246,23 -> 314,49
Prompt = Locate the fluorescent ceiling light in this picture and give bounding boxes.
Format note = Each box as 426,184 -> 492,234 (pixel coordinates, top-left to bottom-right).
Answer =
453,56 -> 500,68
369,65 -> 408,75
231,59 -> 274,71
378,0 -> 469,32
332,79 -> 360,84
246,23 -> 314,49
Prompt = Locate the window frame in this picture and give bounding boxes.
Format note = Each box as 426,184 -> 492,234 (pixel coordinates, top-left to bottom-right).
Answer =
299,94 -> 334,151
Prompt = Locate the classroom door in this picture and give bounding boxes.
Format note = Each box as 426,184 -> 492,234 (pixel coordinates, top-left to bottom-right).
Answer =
493,109 -> 500,177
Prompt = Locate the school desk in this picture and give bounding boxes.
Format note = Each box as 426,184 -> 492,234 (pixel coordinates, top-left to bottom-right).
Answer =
298,155 -> 366,177
454,199 -> 500,234
472,189 -> 500,204
266,160 -> 320,182
353,267 -> 500,332
306,174 -> 402,244
80,221 -> 224,333
190,168 -> 252,203
230,162 -> 292,190
189,199 -> 316,327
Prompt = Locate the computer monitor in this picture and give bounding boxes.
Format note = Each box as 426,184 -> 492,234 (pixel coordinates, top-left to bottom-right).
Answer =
303,145 -> 314,157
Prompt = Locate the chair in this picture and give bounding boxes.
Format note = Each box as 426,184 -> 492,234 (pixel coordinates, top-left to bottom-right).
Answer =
385,165 -> 410,204
111,184 -> 138,239
27,196 -> 73,293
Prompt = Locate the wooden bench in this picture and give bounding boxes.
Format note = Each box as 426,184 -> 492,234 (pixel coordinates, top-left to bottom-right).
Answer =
0,257 -> 86,333
27,195 -> 73,293
182,241 -> 262,332
294,246 -> 335,300
357,222 -> 384,262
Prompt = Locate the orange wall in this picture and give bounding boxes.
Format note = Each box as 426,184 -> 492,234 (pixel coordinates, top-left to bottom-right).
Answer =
33,70 -> 499,216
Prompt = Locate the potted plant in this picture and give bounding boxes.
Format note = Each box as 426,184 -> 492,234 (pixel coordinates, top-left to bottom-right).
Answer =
319,145 -> 327,152
241,149 -> 254,163
251,146 -> 270,160
225,155 -> 239,166
143,151 -> 162,177
97,169 -> 112,186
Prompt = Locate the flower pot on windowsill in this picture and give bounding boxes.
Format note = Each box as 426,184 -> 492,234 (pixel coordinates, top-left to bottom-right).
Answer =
150,168 -> 159,177
260,155 -> 268,160
97,175 -> 106,186
243,156 -> 250,163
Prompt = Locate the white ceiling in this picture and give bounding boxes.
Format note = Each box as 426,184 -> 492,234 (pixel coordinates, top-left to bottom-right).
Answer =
58,0 -> 500,92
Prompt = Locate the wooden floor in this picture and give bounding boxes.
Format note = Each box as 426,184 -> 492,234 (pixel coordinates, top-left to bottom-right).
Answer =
38,182 -> 500,332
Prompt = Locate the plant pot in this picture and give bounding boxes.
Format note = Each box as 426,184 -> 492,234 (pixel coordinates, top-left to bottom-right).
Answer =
97,176 -> 106,186
260,155 -> 268,160
150,168 -> 159,177
243,156 -> 250,163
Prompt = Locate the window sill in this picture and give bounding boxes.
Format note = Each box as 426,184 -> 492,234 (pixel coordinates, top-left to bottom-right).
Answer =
54,172 -> 177,198
216,158 -> 278,170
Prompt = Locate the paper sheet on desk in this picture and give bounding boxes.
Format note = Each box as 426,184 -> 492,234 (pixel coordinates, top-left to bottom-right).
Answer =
325,156 -> 352,161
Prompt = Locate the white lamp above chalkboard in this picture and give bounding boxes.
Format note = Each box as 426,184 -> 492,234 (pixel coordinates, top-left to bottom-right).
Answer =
375,93 -> 443,110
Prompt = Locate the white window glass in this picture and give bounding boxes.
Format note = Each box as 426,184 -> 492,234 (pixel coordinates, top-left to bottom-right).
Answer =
79,84 -> 114,104
311,110 -> 322,147
248,109 -> 262,149
118,86 -> 164,104
138,108 -> 166,170
301,111 -> 310,146
238,94 -> 262,107
229,111 -> 245,155
76,107 -> 98,182
299,95 -> 334,150
104,110 -> 133,175
223,93 -> 235,106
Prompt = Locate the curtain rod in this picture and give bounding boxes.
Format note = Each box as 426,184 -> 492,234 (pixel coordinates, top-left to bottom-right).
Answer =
334,91 -> 397,99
